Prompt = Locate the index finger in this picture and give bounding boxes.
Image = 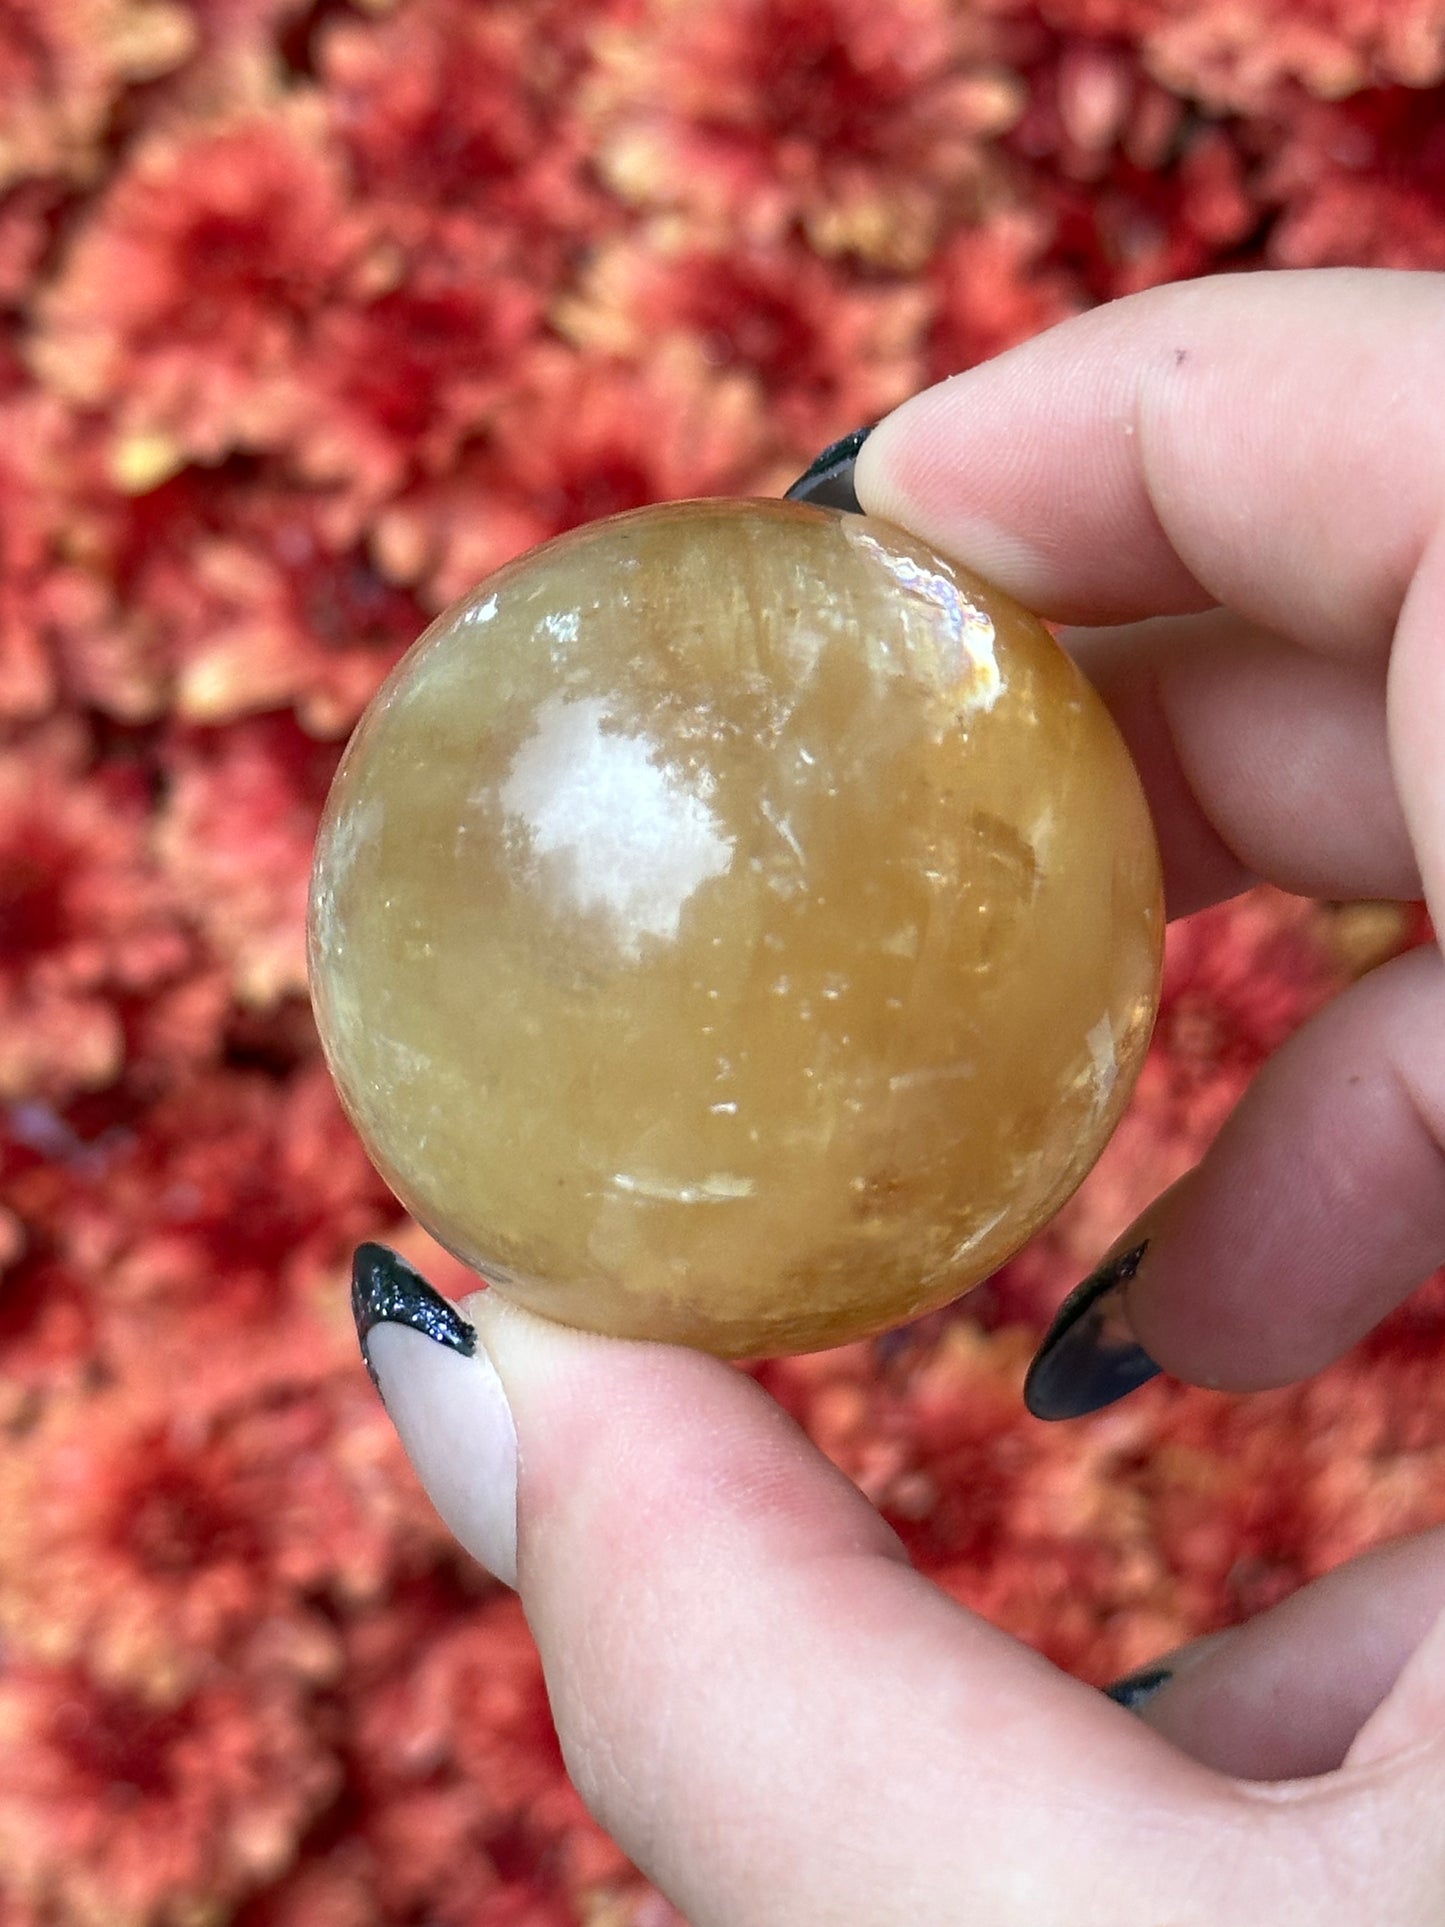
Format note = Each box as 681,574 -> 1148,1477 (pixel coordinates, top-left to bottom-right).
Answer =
855,268 -> 1445,656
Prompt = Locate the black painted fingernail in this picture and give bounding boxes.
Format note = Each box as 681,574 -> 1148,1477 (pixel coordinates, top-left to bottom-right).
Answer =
1104,1665 -> 1173,1712
784,424 -> 872,513
1022,1240 -> 1160,1420
351,1242 -> 476,1395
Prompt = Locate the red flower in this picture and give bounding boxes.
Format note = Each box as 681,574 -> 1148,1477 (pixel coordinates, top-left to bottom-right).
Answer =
1263,86 -> 1445,268
922,206 -> 1083,380
1131,1369 -> 1440,1631
1147,0 -> 1445,112
1006,31 -> 1260,297
557,231 -> 930,451
1153,889 -> 1343,1117
0,1242 -> 96,1417
376,345 -> 768,606
0,383 -> 82,724
154,714 -> 339,1007
0,1061 -> 383,1418
318,0 -> 610,270
1030,0 -> 1445,113
284,216 -> 542,523
103,465 -> 428,735
585,0 -> 1023,267
0,1103 -> 101,1375
356,1601 -> 568,1823
0,1659 -> 336,1927
68,1064 -> 394,1400
32,110 -> 368,472
224,1858 -> 384,1927
3,6 -> 1444,1921
0,1366 -> 447,1699
0,721 -> 191,1102
760,1320 -> 1184,1679
0,0 -> 193,191
0,180 -> 70,304
158,0 -> 313,75
340,1592 -> 632,1925
1008,32 -> 1181,184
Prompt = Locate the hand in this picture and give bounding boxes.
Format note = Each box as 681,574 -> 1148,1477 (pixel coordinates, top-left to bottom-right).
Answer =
361,269 -> 1445,1925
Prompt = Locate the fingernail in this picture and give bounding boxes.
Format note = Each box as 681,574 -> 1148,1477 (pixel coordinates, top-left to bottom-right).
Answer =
352,1241 -> 477,1390
1022,1240 -> 1160,1421
784,424 -> 872,513
1104,1665 -> 1173,1712
352,1244 -> 518,1587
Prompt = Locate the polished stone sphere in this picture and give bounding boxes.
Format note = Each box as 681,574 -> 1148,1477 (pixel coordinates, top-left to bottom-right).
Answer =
309,500 -> 1162,1356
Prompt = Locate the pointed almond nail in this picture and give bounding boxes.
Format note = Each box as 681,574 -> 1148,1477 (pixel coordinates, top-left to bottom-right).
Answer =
1023,1240 -> 1160,1421
351,1240 -> 476,1393
784,424 -> 872,513
351,1244 -> 518,1587
1104,1664 -> 1173,1712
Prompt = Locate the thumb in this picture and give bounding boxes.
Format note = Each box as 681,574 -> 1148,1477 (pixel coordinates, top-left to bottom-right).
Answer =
353,1246 -> 1376,1927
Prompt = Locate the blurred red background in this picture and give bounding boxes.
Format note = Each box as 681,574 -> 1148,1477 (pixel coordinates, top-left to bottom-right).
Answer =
1,1 -> 1444,1921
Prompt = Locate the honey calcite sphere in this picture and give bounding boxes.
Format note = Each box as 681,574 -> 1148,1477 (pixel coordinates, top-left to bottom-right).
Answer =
309,499 -> 1162,1357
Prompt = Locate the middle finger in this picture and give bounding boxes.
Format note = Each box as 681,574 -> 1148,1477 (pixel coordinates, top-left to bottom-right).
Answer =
1068,608 -> 1419,919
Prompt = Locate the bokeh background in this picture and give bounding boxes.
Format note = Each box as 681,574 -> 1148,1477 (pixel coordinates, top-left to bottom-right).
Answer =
2,1 -> 1444,1921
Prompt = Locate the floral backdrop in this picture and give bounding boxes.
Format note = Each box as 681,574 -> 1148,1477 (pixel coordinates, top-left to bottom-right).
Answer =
1,0 -> 1444,1922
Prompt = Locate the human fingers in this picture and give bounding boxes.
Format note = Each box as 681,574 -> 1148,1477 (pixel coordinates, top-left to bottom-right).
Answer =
853,267 -> 1445,651
1108,1527 -> 1445,1781
849,271 -> 1445,1412
856,270 -> 1445,911
1062,609 -> 1418,917
354,1249 -> 1326,1927
854,267 -> 1445,928
1024,943 -> 1445,1412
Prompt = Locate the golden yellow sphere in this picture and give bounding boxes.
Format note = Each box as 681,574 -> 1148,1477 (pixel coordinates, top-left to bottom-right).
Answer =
309,500 -> 1162,1356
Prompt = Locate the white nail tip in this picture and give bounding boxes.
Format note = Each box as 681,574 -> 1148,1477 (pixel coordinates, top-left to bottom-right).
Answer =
366,1321 -> 519,1587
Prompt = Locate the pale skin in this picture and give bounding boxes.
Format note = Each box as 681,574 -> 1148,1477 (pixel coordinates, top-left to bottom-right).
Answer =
369,269 -> 1445,1924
